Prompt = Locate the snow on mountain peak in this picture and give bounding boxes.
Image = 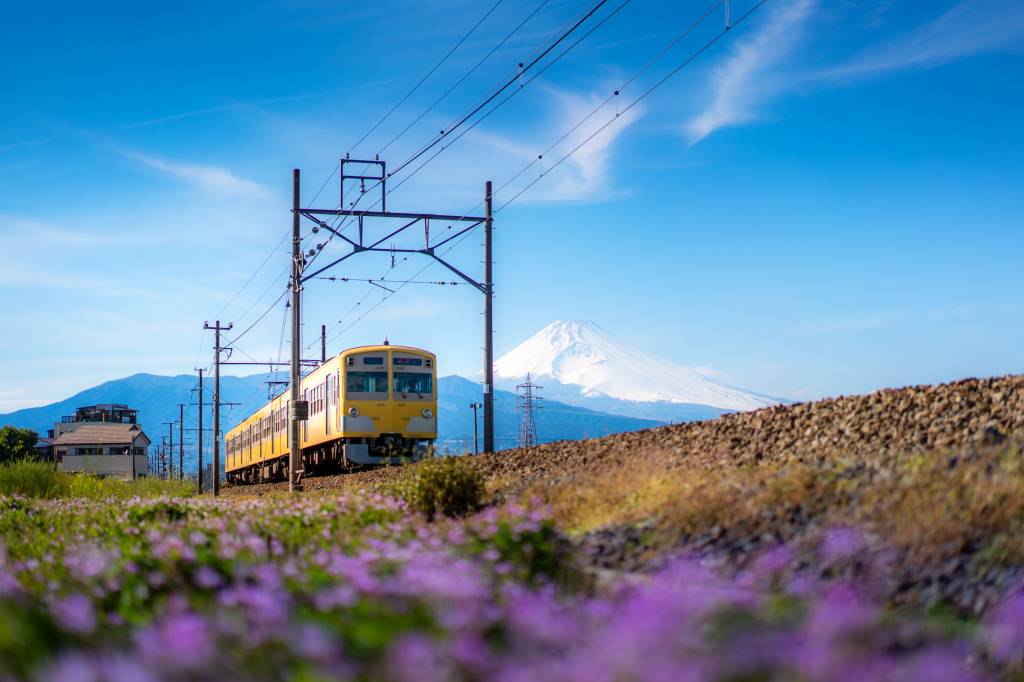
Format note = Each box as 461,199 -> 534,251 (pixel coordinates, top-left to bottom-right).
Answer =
493,320 -> 776,412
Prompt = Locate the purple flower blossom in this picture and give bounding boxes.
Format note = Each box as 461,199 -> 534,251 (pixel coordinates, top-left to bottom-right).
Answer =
821,527 -> 866,564
137,612 -> 213,670
986,587 -> 1024,665
52,593 -> 96,635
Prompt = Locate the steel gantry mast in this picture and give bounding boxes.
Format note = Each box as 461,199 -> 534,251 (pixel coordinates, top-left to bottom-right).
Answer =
287,159 -> 494,487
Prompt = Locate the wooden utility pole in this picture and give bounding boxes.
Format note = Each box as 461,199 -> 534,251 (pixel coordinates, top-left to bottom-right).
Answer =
204,320 -> 232,495
321,324 -> 326,364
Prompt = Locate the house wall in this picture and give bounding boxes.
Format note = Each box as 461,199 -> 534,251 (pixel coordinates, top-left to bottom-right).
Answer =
58,455 -> 149,480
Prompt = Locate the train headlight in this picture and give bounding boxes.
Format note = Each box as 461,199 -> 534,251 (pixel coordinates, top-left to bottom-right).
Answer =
348,407 -> 360,417
422,408 -> 433,419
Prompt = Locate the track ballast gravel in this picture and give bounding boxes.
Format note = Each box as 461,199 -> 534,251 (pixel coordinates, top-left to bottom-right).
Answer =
224,374 -> 1023,498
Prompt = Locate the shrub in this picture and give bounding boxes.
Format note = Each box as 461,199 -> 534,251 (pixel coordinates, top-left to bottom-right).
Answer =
0,460 -> 68,498
0,460 -> 193,500
400,456 -> 484,520
0,426 -> 38,464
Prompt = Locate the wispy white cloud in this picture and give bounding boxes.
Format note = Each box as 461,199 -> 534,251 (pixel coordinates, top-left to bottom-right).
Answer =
117,148 -> 271,199
0,262 -> 160,298
817,0 -> 1024,81
684,0 -> 815,145
795,315 -> 891,335
0,215 -> 119,248
685,0 -> 1024,143
472,83 -> 643,203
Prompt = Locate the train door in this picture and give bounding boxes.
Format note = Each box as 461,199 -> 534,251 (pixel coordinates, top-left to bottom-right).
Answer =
325,374 -> 334,436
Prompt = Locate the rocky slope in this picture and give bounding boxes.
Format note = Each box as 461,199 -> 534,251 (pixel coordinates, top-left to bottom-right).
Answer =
229,374 -> 1023,499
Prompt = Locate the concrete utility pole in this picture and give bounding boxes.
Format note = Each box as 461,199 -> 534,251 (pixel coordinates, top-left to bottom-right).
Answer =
483,180 -> 495,453
204,320 -> 232,495
196,368 -> 203,493
163,422 -> 175,479
178,403 -> 184,480
469,402 -> 482,455
289,169 -> 306,493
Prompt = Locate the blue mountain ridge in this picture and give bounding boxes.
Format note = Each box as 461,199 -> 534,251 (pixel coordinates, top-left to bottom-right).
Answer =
0,373 -> 666,471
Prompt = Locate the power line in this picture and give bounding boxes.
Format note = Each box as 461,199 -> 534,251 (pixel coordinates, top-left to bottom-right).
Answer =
387,0 -> 613,179
322,0 -> 620,243
499,0 -> 767,211
305,0 -> 630,338
377,0 -> 552,157
314,276 -> 463,286
222,287 -> 289,349
347,0 -> 506,157
213,230 -> 290,319
324,0 -> 767,344
378,0 -> 636,203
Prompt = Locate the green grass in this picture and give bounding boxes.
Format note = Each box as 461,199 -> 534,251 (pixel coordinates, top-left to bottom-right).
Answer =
0,460 -> 193,500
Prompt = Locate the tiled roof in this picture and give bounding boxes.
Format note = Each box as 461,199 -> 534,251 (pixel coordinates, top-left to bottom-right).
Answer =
52,423 -> 149,446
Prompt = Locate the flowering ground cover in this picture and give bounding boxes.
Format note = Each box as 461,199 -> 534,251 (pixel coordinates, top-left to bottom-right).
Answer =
0,491 -> 1022,681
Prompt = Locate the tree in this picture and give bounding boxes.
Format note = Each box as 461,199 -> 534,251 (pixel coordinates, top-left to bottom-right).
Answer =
0,426 -> 38,463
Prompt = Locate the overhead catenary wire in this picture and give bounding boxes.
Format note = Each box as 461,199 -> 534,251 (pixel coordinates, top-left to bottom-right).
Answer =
498,0 -> 768,211
377,0 -> 552,157
213,229 -> 291,320
222,287 -> 289,349
325,0 -> 769,346
303,0 -> 630,324
315,276 -> 463,286
345,0 -> 636,219
342,0 -> 712,284
302,0 -> 612,275
346,0 -> 506,158
386,0 -> 612,179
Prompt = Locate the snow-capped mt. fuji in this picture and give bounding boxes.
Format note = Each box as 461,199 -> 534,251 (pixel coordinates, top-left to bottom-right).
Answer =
493,321 -> 778,414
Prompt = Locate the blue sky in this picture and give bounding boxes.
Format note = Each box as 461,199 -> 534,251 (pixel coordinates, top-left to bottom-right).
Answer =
1,0 -> 1021,411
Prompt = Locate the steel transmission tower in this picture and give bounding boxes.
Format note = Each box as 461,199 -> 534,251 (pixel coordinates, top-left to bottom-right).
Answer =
516,373 -> 542,449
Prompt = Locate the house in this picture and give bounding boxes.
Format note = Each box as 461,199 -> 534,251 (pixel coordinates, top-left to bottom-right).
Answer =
50,404 -> 150,480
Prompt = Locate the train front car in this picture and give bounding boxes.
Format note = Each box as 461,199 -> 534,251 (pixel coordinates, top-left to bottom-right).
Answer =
340,345 -> 436,465
224,343 -> 437,485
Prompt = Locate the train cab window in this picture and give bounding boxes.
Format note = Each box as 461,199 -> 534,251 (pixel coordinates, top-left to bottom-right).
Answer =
392,353 -> 433,400
394,372 -> 433,398
345,352 -> 389,399
346,371 -> 388,395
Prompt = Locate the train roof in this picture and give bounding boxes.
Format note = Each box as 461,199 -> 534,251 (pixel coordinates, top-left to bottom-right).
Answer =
338,344 -> 434,356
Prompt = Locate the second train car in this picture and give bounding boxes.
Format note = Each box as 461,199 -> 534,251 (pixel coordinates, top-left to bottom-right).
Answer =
224,344 -> 436,484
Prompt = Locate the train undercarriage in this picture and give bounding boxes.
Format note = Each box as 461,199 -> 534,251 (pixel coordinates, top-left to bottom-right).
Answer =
225,435 -> 431,485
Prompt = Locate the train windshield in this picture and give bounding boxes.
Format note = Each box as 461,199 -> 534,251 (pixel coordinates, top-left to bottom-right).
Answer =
346,371 -> 389,396
394,372 -> 433,398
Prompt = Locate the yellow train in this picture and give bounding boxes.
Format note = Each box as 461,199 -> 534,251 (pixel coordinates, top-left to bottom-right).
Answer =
224,344 -> 436,484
